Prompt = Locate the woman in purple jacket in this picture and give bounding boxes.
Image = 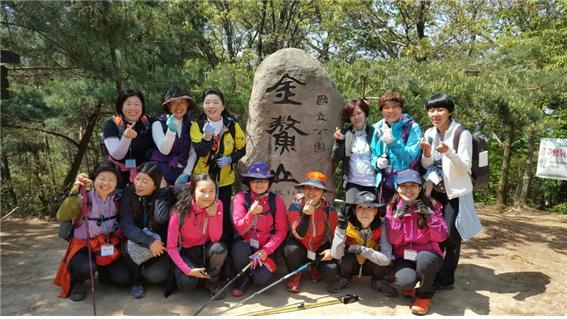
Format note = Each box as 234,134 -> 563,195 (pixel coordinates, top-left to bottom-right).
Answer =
385,169 -> 448,315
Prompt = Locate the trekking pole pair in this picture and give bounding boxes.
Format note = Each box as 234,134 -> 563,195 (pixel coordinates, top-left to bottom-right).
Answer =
243,294 -> 360,316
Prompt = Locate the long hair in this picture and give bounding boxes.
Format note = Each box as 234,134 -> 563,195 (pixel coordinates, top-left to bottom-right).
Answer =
128,162 -> 163,226
173,173 -> 217,226
388,187 -> 436,228
346,204 -> 382,230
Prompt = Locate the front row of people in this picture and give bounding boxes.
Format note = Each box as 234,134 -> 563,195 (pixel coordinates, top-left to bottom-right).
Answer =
55,161 -> 448,315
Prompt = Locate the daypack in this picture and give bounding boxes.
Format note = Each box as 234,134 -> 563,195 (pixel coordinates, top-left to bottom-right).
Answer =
401,119 -> 425,175
453,124 -> 490,190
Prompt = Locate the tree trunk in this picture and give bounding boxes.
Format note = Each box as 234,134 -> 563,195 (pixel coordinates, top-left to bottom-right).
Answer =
54,103 -> 102,214
496,128 -> 513,207
1,152 -> 17,206
516,128 -> 535,206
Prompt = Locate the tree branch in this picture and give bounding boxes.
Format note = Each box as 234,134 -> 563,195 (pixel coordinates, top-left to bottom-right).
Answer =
3,124 -> 79,148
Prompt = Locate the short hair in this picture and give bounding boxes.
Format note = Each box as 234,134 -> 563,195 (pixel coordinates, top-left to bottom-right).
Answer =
89,161 -> 123,186
425,93 -> 455,113
378,92 -> 404,110
342,99 -> 370,122
115,89 -> 145,117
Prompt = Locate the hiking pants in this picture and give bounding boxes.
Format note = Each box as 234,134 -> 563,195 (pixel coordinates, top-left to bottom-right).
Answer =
432,190 -> 462,286
218,185 -> 235,246
283,237 -> 337,282
123,251 -> 170,285
338,252 -> 388,280
174,241 -> 227,291
393,250 -> 443,299
68,247 -> 130,286
231,240 -> 274,285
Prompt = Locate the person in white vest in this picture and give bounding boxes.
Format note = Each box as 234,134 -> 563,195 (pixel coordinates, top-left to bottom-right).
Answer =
419,93 -> 475,292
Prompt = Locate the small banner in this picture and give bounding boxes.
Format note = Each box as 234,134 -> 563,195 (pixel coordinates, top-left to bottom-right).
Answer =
536,138 -> 567,181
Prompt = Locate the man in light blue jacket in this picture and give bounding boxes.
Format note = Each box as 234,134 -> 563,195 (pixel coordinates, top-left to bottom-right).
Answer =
370,92 -> 422,205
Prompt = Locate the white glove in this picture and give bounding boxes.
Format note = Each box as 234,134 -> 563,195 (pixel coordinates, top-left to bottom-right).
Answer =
376,157 -> 389,169
380,126 -> 394,144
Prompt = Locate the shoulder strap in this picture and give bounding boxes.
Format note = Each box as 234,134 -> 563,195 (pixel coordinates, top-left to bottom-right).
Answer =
268,192 -> 277,234
112,116 -> 125,137
453,124 -> 466,152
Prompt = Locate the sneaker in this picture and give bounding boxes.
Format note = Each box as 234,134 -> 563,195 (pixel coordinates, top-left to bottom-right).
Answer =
327,276 -> 351,293
130,285 -> 145,299
231,276 -> 250,297
411,298 -> 432,315
402,288 -> 416,299
205,279 -> 226,300
287,273 -> 301,293
309,265 -> 321,283
370,279 -> 398,297
69,282 -> 86,302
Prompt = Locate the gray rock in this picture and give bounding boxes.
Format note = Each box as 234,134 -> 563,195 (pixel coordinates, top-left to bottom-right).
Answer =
239,48 -> 344,205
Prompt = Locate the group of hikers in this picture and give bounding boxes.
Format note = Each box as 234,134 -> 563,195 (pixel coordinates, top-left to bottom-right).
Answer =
54,87 -> 479,316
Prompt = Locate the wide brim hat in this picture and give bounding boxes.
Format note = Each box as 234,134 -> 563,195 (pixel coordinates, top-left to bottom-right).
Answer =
161,86 -> 196,111
241,162 -> 274,179
294,171 -> 329,192
345,190 -> 384,207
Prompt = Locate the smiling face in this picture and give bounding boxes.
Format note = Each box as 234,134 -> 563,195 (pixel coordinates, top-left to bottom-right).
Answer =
427,107 -> 452,131
397,182 -> 422,204
349,105 -> 367,130
194,179 -> 216,209
250,179 -> 270,195
134,172 -> 156,197
122,96 -> 143,123
355,204 -> 378,228
381,103 -> 403,125
303,185 -> 324,205
203,94 -> 225,122
167,99 -> 189,119
93,171 -> 118,198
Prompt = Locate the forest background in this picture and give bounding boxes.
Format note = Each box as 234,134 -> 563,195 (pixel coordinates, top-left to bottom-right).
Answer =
1,0 -> 566,218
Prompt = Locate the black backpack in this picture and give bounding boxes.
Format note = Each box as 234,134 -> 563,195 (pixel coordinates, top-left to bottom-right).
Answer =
454,125 -> 490,190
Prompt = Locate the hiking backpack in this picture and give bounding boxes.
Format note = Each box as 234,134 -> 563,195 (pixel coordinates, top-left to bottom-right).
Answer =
453,124 -> 490,190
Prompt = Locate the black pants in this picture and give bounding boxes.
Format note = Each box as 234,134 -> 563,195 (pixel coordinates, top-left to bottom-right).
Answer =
218,185 -> 235,245
174,242 -> 227,291
338,252 -> 388,280
123,251 -> 171,286
431,190 -> 462,286
68,247 -> 130,286
231,240 -> 274,285
393,251 -> 443,299
282,237 -> 337,282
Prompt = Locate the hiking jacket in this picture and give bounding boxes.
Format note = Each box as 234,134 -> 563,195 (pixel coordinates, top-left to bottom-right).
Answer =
287,195 -> 338,252
167,199 -> 223,275
232,191 -> 288,256
332,123 -> 376,188
370,114 -> 422,188
190,115 -> 246,187
385,199 -> 448,258
421,119 -> 473,199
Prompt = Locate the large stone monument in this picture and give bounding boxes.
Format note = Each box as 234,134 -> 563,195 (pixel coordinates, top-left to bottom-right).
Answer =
239,48 -> 344,205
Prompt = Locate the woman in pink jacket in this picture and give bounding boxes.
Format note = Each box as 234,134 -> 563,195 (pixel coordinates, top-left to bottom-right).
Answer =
166,173 -> 227,298
385,169 -> 448,315
230,162 -> 288,297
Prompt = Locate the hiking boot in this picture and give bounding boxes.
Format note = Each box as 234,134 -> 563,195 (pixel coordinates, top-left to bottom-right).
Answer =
231,275 -> 250,297
411,298 -> 432,315
130,285 -> 145,299
287,273 -> 301,293
310,265 -> 321,283
205,279 -> 226,300
370,279 -> 398,297
327,276 -> 351,293
402,288 -> 416,299
69,282 -> 86,302
433,282 -> 454,292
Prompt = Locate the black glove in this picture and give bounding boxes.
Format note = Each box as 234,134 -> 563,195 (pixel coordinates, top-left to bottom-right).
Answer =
393,203 -> 410,219
347,244 -> 363,255
337,205 -> 349,230
414,199 -> 433,216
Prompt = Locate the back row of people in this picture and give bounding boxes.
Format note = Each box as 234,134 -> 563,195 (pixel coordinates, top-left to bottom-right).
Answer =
56,90 -> 474,316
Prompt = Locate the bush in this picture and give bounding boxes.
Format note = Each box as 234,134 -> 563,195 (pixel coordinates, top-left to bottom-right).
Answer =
548,203 -> 567,215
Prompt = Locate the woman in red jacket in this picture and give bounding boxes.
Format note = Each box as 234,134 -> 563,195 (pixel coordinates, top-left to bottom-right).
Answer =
166,173 -> 227,298
230,162 -> 288,297
284,171 -> 338,292
385,169 -> 448,315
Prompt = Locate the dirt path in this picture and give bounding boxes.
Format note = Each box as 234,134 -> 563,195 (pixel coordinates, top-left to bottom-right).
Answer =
1,206 -> 566,316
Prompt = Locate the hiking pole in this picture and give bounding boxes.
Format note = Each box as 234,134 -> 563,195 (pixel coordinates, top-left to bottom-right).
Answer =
244,294 -> 360,316
221,260 -> 313,315
81,186 -> 96,316
194,262 -> 253,316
